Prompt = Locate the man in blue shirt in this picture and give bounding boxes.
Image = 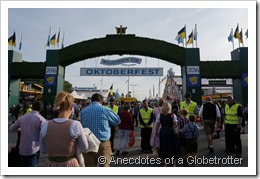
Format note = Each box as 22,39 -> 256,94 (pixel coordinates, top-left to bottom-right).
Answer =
81,93 -> 120,167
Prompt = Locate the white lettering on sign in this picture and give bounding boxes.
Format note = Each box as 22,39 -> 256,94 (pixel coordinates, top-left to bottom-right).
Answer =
80,68 -> 163,76
187,66 -> 200,74
46,67 -> 57,74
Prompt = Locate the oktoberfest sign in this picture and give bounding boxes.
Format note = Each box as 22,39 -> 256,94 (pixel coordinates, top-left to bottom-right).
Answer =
100,57 -> 142,66
80,68 -> 163,76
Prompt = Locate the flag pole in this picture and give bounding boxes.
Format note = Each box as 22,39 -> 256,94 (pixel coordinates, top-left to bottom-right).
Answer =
185,24 -> 187,48
237,23 -> 240,48
192,29 -> 194,48
241,28 -> 244,47
231,28 -> 234,51
62,32 -> 65,49
195,24 -> 198,48
49,27 -> 51,49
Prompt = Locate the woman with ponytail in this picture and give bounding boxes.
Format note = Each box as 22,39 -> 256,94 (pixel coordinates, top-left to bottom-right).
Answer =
40,91 -> 89,167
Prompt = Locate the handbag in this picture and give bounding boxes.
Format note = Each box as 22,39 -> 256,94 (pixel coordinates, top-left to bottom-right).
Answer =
83,128 -> 101,153
128,131 -> 135,148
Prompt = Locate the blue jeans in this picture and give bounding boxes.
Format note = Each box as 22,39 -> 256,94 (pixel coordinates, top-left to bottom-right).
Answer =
20,150 -> 40,167
116,130 -> 130,151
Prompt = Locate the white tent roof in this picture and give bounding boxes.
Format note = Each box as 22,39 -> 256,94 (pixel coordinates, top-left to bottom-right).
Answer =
70,90 -> 109,100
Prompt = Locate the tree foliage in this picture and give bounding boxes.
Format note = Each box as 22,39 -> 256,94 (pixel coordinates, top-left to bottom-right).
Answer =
64,80 -> 73,93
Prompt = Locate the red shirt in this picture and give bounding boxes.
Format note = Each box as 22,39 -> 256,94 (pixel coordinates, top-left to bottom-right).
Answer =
119,110 -> 134,131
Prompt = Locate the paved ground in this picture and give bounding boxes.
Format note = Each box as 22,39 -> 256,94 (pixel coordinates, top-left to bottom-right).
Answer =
8,120 -> 248,167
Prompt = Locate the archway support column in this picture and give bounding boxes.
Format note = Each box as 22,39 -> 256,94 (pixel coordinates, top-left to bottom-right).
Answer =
181,48 -> 202,105
231,47 -> 248,106
42,50 -> 64,118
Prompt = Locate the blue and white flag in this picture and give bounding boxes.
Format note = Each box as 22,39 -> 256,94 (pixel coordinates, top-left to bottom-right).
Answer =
175,35 -> 183,44
228,29 -> 233,42
194,25 -> 198,41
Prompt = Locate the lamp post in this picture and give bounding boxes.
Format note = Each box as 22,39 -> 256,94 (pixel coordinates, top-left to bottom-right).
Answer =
130,84 -> 137,98
121,63 -> 136,97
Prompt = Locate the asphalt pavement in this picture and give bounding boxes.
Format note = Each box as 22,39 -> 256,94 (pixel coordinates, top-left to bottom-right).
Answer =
8,120 -> 248,167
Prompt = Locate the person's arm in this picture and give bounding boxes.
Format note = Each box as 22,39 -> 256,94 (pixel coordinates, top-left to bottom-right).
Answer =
72,121 -> 89,153
9,118 -> 21,132
155,120 -> 160,136
39,121 -> 48,154
237,105 -> 243,128
147,111 -> 154,126
139,111 -> 146,126
126,112 -> 134,131
215,104 -> 221,123
106,107 -> 121,126
198,105 -> 204,121
195,125 -> 200,138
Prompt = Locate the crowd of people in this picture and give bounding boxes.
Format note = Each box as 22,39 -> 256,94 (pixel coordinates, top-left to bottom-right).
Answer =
8,91 -> 248,167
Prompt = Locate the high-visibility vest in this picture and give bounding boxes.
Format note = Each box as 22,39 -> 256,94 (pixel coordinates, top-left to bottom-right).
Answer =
180,101 -> 197,118
18,108 -> 31,117
225,103 -> 240,124
140,108 -> 153,128
107,105 -> 118,114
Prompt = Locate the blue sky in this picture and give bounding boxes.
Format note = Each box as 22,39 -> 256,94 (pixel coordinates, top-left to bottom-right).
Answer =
1,0 -> 257,176
5,2 -> 251,101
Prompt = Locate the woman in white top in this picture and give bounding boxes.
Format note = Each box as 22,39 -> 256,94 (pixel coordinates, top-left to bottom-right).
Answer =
40,91 -> 88,167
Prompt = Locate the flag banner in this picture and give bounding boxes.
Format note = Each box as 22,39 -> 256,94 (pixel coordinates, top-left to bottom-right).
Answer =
80,68 -> 163,76
109,84 -> 113,95
8,35 -> 14,45
239,30 -> 243,44
175,35 -> 183,44
177,26 -> 186,39
8,31 -> 16,47
245,29 -> 248,39
186,31 -> 193,45
228,29 -> 233,42
234,25 -> 241,39
19,35 -> 22,50
50,34 -> 56,45
194,25 -> 198,41
56,30 -> 60,45
45,28 -> 51,47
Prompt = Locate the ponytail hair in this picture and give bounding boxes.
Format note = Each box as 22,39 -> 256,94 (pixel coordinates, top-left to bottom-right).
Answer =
54,91 -> 74,116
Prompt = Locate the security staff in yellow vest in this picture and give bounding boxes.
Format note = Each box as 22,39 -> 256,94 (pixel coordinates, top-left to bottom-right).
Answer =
107,97 -> 119,153
180,92 -> 198,118
139,99 -> 154,153
224,95 -> 243,158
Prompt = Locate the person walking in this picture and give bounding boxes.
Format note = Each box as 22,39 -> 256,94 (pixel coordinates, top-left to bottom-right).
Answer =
213,101 -> 224,139
132,103 -> 140,127
224,95 -> 243,158
15,101 -> 32,150
181,114 -> 200,167
150,98 -> 164,157
9,101 -> 46,167
180,92 -> 198,118
155,102 -> 179,167
40,91 -> 89,167
106,97 -> 119,154
177,109 -> 189,159
139,99 -> 154,153
116,103 -> 134,156
81,93 -> 120,167
199,96 -> 221,154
